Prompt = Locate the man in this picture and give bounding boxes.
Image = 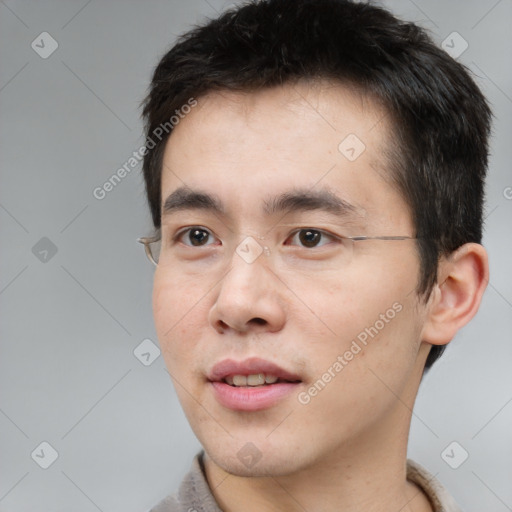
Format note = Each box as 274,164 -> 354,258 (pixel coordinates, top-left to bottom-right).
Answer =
138,0 -> 491,510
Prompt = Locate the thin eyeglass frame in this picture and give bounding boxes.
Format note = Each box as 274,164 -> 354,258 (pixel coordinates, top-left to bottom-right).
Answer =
137,234 -> 416,267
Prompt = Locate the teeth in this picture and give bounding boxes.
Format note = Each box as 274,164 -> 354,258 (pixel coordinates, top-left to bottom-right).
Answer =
247,373 -> 265,386
226,373 -> 280,387
232,375 -> 248,386
265,374 -> 278,384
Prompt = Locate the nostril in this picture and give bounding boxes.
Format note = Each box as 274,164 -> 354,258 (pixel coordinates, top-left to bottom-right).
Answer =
218,320 -> 229,331
213,317 -> 270,334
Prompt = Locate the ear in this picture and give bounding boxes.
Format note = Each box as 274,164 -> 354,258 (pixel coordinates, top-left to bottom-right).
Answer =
421,243 -> 489,346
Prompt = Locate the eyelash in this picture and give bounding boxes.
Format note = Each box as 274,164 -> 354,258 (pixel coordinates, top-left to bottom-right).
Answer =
286,229 -> 338,248
174,226 -> 218,247
173,226 -> 340,248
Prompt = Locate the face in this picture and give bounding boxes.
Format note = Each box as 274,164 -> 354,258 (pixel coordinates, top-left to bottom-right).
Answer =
153,82 -> 429,477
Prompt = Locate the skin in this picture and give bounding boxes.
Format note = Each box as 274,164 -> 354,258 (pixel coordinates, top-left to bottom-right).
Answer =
152,81 -> 488,512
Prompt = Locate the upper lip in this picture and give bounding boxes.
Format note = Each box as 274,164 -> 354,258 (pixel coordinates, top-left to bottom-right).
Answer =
208,357 -> 302,382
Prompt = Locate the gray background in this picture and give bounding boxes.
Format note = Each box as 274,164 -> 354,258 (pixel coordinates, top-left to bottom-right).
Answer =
0,0 -> 511,510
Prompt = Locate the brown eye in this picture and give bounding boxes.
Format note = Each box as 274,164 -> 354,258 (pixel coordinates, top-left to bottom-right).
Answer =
179,227 -> 215,247
299,229 -> 321,247
288,229 -> 334,248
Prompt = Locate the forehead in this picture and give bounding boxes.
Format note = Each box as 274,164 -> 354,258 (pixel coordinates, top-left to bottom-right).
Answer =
160,81 -> 409,230
165,80 -> 391,166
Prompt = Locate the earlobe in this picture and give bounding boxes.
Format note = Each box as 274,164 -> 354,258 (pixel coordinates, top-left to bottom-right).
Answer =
421,243 -> 489,346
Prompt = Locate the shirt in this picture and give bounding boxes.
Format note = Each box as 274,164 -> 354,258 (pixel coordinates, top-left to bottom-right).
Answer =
149,452 -> 461,512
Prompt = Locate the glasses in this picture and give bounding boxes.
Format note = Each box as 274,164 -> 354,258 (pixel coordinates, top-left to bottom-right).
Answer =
138,235 -> 162,266
137,232 -> 416,267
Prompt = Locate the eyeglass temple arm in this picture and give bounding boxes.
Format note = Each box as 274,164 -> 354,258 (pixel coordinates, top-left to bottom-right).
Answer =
349,235 -> 416,241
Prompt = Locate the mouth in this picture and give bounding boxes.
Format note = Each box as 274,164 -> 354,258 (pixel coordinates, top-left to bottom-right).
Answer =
223,373 -> 299,387
207,357 -> 302,411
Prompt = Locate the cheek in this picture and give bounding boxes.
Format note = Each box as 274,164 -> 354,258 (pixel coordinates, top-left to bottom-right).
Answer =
152,273 -> 177,338
152,270 -> 209,367
297,294 -> 423,438
292,248 -> 422,370
286,259 -> 414,337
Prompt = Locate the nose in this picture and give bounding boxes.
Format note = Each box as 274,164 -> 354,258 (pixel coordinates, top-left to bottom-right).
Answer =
208,248 -> 286,335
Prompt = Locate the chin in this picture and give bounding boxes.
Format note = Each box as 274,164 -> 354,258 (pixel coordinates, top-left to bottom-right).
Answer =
202,434 -> 314,478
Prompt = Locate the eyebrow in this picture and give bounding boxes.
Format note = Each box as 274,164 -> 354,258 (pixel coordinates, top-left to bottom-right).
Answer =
162,187 -> 224,215
162,186 -> 363,219
263,188 -> 361,217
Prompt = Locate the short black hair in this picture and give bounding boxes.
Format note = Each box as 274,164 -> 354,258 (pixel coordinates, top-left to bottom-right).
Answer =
141,0 -> 492,368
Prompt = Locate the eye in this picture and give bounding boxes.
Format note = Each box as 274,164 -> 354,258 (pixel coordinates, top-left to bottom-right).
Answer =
176,227 -> 217,247
286,229 -> 337,248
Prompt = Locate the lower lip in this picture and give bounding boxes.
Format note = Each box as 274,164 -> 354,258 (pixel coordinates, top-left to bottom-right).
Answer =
210,381 -> 300,411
